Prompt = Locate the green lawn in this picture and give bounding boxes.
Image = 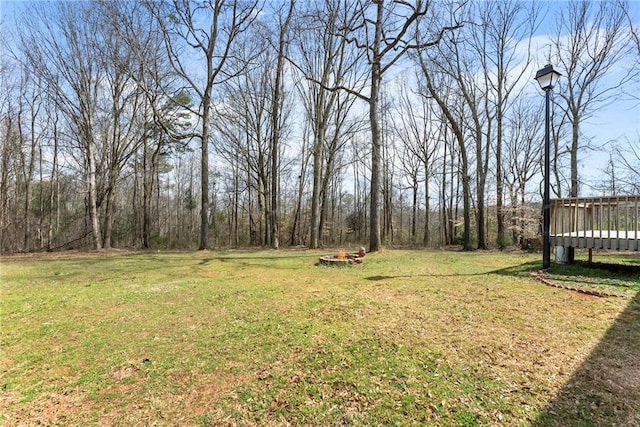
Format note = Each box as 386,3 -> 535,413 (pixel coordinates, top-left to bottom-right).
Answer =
1,249 -> 638,426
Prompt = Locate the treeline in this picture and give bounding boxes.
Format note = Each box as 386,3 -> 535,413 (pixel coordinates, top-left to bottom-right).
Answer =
1,0 -> 638,254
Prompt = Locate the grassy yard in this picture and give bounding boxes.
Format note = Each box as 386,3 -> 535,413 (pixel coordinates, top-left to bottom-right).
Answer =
1,249 -> 639,426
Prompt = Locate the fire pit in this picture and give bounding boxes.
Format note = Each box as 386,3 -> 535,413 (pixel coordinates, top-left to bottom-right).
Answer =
319,248 -> 365,266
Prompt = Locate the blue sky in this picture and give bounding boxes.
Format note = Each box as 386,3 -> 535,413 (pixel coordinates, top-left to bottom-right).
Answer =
1,0 -> 638,195
544,1 -> 639,192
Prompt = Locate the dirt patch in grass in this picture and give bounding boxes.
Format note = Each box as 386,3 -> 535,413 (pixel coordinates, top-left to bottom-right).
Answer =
1,386 -> 92,426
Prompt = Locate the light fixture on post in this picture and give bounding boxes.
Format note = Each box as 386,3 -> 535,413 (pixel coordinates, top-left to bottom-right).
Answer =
535,64 -> 561,269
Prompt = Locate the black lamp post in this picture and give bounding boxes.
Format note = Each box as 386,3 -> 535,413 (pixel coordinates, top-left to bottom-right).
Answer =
535,64 -> 561,269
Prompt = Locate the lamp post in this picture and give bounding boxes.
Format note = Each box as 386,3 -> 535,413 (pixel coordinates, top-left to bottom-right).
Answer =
535,64 -> 561,269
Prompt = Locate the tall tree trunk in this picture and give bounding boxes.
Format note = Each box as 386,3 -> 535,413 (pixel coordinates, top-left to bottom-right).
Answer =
269,1 -> 294,250
103,191 -> 114,249
290,144 -> 308,246
411,178 -> 417,242
233,161 -> 239,247
476,127 -> 488,250
368,2 -> 383,253
48,115 -> 60,251
0,114 -> 14,254
310,127 -> 323,249
142,138 -> 151,248
422,70 -> 472,250
20,108 -> 37,252
199,98 -> 211,250
570,119 -> 579,197
496,111 -> 505,248
423,167 -> 430,246
87,134 -> 102,250
440,136 -> 448,246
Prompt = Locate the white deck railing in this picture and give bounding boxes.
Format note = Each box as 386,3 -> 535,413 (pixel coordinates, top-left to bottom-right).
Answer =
550,196 -> 640,251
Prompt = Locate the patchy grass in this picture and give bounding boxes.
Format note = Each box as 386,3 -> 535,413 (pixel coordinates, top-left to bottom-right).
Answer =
1,249 -> 638,426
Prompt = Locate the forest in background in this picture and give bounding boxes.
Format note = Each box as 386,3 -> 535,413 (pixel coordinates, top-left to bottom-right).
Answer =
1,0 -> 638,254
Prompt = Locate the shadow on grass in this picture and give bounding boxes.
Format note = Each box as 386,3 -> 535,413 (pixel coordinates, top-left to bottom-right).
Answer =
365,260 -> 639,292
365,260 -> 542,282
556,260 -> 640,279
533,291 -> 640,426
541,262 -> 640,296
125,250 -> 316,265
212,253 -> 318,267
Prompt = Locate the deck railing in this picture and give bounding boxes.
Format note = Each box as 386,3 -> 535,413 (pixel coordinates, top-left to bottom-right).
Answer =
550,196 -> 640,251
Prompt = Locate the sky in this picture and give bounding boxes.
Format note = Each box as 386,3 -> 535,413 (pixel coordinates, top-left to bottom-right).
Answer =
533,1 -> 640,193
1,0 -> 639,196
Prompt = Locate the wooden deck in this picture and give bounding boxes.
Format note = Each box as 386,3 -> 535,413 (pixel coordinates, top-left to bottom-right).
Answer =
550,196 -> 640,251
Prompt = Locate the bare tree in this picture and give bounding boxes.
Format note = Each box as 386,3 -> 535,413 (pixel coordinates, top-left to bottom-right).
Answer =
623,4 -> 640,103
15,71 -> 44,251
503,98 -> 543,245
614,134 -> 640,193
432,15 -> 491,249
148,0 -> 258,250
0,57 -> 21,253
308,0 -> 461,252
16,2 -> 105,249
113,0 -> 196,249
393,78 -> 440,245
214,24 -> 287,247
419,0 -> 539,249
268,0 -> 295,249
289,0 -> 366,249
550,0 -> 636,198
418,61 -> 473,250
93,1 -> 152,249
472,0 -> 541,248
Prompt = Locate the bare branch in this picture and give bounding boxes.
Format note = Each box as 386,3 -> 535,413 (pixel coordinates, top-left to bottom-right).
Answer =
304,76 -> 370,103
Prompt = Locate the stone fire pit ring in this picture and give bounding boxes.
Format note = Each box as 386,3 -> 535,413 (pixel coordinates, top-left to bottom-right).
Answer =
318,248 -> 365,267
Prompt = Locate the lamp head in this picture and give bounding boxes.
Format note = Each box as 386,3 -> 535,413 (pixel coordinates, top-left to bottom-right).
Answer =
535,64 -> 562,90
